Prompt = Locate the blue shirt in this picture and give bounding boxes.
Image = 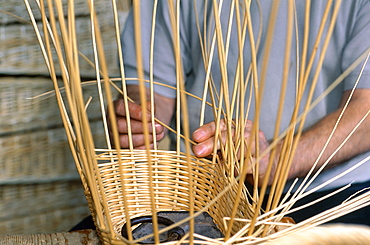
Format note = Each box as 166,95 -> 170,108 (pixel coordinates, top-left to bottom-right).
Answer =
122,0 -> 370,191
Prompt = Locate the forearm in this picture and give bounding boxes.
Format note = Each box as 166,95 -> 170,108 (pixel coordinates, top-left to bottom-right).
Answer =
288,89 -> 370,179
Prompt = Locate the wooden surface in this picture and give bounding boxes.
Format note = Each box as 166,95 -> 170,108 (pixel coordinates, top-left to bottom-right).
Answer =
0,230 -> 101,245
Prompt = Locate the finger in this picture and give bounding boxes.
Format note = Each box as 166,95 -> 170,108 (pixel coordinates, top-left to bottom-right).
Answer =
114,99 -> 152,121
193,119 -> 241,157
116,117 -> 164,134
192,140 -> 213,158
192,119 -> 260,158
118,130 -> 166,148
192,119 -> 228,143
135,143 -> 156,150
192,130 -> 228,157
243,129 -> 269,157
117,134 -> 152,148
194,119 -> 253,142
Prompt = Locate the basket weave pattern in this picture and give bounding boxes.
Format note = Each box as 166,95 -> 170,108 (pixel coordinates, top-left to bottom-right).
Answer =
88,150 -> 250,242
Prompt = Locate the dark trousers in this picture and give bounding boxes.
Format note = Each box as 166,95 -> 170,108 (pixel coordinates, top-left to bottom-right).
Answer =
289,181 -> 370,225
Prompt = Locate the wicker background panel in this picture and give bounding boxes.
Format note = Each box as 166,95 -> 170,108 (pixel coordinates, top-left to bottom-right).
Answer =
0,0 -> 131,236
0,0 -> 128,76
0,19 -> 119,76
0,180 -> 90,235
0,119 -> 106,183
0,0 -> 113,24
0,127 -> 75,183
0,76 -> 104,134
0,76 -> 61,133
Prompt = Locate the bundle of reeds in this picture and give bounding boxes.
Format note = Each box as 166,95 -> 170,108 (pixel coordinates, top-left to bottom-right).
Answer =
24,0 -> 370,244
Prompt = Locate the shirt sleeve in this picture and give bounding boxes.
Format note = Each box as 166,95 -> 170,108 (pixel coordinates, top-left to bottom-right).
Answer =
342,0 -> 370,91
121,1 -> 191,99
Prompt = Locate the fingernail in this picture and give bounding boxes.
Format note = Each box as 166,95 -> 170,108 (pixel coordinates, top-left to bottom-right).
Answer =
155,123 -> 162,132
193,129 -> 205,140
194,144 -> 207,157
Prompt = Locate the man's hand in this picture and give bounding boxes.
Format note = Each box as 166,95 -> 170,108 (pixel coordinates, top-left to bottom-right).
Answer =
192,119 -> 275,184
192,89 -> 370,186
109,85 -> 176,149
110,99 -> 165,149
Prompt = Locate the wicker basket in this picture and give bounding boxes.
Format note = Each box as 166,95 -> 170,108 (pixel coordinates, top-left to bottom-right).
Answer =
265,224 -> 370,245
83,150 -> 250,244
7,1 -> 258,243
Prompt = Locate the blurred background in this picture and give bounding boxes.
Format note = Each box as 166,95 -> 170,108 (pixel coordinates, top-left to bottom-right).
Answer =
0,0 -> 131,235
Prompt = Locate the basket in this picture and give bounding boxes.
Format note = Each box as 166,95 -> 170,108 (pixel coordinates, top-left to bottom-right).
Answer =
1,0 -> 130,237
0,230 -> 100,244
83,150 -> 251,244
15,1 -> 263,242
265,224 -> 370,245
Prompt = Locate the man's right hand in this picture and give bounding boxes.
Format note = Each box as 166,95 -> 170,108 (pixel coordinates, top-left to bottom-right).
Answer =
110,99 -> 165,149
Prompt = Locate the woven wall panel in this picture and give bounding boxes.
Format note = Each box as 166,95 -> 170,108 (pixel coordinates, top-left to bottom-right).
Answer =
0,0 -> 129,76
0,76 -> 104,134
0,181 -> 90,235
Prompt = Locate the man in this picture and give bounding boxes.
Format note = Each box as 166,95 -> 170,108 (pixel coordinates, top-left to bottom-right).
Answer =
113,0 -> 370,225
